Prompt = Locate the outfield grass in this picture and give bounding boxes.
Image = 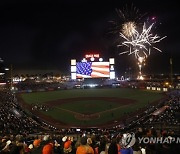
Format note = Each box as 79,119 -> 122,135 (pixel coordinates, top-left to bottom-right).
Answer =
20,88 -> 164,126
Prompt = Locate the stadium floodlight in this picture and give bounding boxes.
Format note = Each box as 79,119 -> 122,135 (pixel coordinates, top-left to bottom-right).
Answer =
90,57 -> 95,61
99,58 -> 103,62
81,58 -> 87,62
110,65 -> 114,71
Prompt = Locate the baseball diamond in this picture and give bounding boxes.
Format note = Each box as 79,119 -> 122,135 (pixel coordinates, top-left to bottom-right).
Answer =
18,88 -> 164,128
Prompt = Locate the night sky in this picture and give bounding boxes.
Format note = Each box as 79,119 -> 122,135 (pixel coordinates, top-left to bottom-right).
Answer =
0,0 -> 179,76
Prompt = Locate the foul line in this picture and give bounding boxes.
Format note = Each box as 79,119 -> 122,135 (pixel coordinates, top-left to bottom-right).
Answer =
54,104 -> 130,116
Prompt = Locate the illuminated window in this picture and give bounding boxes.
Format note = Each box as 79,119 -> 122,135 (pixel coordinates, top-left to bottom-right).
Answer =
110,72 -> 115,79
71,59 -> 76,65
109,58 -> 115,64
71,73 -> 76,80
71,66 -> 76,72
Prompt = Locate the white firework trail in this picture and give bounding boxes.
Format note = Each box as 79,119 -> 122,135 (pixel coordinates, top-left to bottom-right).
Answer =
118,23 -> 167,59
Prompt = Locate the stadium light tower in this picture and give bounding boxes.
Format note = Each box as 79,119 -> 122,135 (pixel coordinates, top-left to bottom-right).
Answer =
170,58 -> 173,85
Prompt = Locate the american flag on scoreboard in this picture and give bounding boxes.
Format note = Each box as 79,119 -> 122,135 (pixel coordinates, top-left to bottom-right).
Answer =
76,62 -> 110,78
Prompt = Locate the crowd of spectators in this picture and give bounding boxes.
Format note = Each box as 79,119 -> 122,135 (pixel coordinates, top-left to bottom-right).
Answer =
0,91 -> 44,135
31,104 -> 53,112
120,90 -> 180,133
0,126 -> 180,154
146,98 -> 180,126
16,82 -> 64,92
0,89 -> 179,154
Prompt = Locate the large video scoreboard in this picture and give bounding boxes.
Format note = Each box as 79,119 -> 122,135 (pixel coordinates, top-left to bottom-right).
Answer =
71,54 -> 115,79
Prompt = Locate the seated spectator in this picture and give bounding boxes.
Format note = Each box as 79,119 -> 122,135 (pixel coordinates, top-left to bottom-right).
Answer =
108,138 -> 118,154
42,140 -> 54,154
76,136 -> 94,154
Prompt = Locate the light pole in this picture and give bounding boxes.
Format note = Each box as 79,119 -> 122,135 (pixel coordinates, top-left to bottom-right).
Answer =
170,58 -> 173,86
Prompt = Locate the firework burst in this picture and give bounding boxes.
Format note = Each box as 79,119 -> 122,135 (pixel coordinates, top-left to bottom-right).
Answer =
118,22 -> 166,80
109,4 -> 146,37
113,5 -> 166,80
118,23 -> 167,59
122,21 -> 136,37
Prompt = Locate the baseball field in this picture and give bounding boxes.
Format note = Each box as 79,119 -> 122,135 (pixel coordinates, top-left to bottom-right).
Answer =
19,88 -> 164,128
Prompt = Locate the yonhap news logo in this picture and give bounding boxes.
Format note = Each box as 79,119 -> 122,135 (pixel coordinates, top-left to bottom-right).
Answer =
121,133 -> 136,148
120,132 -> 180,147
138,136 -> 180,144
